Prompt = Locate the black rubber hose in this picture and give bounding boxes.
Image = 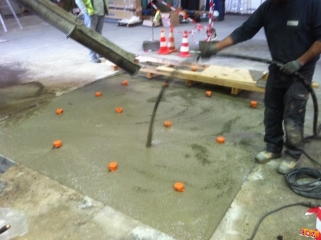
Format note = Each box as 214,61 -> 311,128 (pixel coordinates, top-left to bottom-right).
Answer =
0,224 -> 10,234
285,167 -> 321,199
248,202 -> 321,240
146,80 -> 169,147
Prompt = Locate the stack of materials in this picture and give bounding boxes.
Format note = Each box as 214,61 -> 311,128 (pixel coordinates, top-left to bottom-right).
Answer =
106,0 -> 142,21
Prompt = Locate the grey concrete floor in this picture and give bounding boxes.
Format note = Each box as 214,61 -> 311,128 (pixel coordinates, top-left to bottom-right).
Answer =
0,10 -> 321,240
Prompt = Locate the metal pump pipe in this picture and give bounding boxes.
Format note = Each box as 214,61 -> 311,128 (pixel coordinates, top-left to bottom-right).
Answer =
12,0 -> 141,76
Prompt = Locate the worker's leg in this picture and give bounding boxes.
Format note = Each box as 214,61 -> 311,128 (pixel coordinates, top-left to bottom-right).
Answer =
277,69 -> 314,174
95,15 -> 105,34
264,66 -> 287,152
84,14 -> 100,62
283,81 -> 309,158
94,15 -> 105,59
256,65 -> 285,163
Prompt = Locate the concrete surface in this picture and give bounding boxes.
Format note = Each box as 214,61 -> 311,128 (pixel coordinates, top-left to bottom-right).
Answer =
0,10 -> 321,240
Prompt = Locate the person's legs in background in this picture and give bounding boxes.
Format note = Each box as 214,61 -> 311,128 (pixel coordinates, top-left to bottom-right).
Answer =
84,14 -> 101,63
216,0 -> 225,21
95,15 -> 105,59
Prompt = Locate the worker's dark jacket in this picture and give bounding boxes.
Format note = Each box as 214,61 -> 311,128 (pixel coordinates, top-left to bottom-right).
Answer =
230,0 -> 321,71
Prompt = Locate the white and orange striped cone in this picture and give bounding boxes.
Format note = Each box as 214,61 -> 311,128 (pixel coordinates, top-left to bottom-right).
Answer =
179,31 -> 191,58
158,28 -> 170,55
167,26 -> 177,53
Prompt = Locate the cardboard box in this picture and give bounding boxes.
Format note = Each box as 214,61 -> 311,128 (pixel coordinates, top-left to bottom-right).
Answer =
108,0 -> 141,10
108,7 -> 142,20
170,10 -> 179,26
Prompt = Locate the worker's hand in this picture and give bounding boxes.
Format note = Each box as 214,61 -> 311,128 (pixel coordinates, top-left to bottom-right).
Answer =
199,44 -> 218,60
280,59 -> 303,75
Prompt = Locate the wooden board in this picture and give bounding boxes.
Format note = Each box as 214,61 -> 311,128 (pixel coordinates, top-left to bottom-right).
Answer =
156,65 -> 266,94
136,56 -> 319,95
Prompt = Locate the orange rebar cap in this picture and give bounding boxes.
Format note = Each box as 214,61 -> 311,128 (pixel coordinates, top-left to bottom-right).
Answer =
163,82 -> 169,87
191,67 -> 197,71
206,91 -> 212,97
122,80 -> 128,86
56,108 -> 63,115
53,140 -> 62,148
95,92 -> 102,97
164,121 -> 172,127
174,182 -> 185,192
115,107 -> 123,113
108,162 -> 118,171
216,136 -> 225,144
250,101 -> 258,108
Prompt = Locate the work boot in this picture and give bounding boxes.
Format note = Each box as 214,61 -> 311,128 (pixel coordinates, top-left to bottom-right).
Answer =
255,151 -> 281,164
90,58 -> 101,63
277,155 -> 298,175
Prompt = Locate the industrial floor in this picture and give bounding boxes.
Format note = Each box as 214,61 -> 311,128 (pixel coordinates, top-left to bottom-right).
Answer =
0,11 -> 321,240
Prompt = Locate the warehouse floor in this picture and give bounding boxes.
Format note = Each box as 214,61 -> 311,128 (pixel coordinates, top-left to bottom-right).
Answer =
0,11 -> 321,240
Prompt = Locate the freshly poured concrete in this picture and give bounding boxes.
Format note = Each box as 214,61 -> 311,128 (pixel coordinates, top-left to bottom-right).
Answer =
1,12 -> 321,240
0,73 -> 263,239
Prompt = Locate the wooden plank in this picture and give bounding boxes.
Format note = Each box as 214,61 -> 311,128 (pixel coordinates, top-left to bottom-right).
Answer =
136,56 -> 209,70
138,58 -> 318,94
231,88 -> 242,95
185,80 -> 196,87
111,65 -> 119,71
201,65 -> 256,84
156,65 -> 266,93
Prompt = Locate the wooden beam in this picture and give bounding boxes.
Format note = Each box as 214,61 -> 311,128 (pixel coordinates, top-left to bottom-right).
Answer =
231,88 -> 242,95
136,55 -> 210,70
156,65 -> 266,93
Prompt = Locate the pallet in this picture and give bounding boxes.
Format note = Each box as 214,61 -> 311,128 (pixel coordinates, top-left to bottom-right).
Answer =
136,56 -> 319,95
118,21 -> 142,27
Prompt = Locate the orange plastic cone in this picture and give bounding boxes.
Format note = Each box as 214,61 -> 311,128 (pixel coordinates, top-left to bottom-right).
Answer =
179,31 -> 190,57
167,26 -> 177,53
158,28 -> 170,55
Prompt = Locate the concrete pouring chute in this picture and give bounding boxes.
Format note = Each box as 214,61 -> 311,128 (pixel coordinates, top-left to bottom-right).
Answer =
12,0 -> 141,76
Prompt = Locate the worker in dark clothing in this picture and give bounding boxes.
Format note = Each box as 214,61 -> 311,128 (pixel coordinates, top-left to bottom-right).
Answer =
200,0 -> 321,174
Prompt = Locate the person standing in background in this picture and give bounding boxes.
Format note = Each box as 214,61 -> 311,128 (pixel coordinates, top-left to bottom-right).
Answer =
75,0 -> 109,63
216,0 -> 225,21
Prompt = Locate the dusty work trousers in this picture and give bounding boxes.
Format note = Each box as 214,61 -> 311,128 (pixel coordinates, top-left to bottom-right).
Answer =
84,14 -> 105,60
264,64 -> 314,159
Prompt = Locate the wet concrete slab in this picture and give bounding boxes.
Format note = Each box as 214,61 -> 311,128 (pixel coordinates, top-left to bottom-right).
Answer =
0,73 -> 265,239
1,12 -> 321,240
0,165 -> 174,240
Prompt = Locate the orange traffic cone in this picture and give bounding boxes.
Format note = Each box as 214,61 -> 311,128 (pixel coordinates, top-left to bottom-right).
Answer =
158,28 -> 170,55
179,31 -> 190,57
167,26 -> 177,53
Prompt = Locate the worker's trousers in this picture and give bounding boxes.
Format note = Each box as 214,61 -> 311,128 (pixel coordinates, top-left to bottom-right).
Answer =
264,64 -> 314,159
84,13 -> 105,60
